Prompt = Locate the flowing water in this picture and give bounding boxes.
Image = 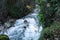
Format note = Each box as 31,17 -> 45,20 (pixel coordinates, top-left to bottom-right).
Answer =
2,5 -> 42,40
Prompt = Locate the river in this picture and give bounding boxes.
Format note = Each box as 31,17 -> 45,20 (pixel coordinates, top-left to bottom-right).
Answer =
2,5 -> 42,40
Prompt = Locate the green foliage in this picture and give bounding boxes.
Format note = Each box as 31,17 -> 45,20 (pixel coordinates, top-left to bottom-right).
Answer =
0,34 -> 9,40
37,12 -> 44,26
37,0 -> 60,27
38,0 -> 60,40
39,27 -> 54,40
39,21 -> 60,40
50,21 -> 60,30
7,0 -> 35,18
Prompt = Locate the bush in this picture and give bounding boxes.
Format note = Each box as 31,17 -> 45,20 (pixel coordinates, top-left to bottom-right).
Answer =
38,0 -> 60,40
39,27 -> 54,40
37,0 -> 60,28
39,21 -> 60,40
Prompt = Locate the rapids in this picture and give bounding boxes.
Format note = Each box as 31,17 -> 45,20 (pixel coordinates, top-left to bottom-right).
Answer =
1,5 -> 43,40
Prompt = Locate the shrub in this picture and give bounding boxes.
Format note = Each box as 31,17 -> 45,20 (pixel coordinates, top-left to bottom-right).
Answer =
37,0 -> 60,28
39,21 -> 60,40
39,27 -> 54,40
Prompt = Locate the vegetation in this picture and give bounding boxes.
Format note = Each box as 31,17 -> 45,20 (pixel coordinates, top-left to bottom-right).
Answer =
0,34 -> 9,40
38,0 -> 60,27
38,0 -> 60,40
39,21 -> 60,40
7,0 -> 35,18
39,27 -> 54,40
0,0 -> 35,24
1,0 -> 60,40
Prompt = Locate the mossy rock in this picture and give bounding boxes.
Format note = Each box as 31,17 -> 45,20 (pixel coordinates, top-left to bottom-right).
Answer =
0,34 -> 9,40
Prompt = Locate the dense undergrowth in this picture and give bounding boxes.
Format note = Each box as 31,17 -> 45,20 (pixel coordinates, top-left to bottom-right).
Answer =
38,0 -> 60,40
39,21 -> 60,40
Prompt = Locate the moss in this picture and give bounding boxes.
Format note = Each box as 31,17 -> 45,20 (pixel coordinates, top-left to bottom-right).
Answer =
0,34 -> 9,40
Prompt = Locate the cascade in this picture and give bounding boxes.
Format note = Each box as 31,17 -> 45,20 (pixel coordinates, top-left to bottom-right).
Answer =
0,5 -> 43,40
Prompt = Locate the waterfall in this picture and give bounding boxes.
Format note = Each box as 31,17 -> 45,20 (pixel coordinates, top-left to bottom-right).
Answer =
3,5 -> 42,40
